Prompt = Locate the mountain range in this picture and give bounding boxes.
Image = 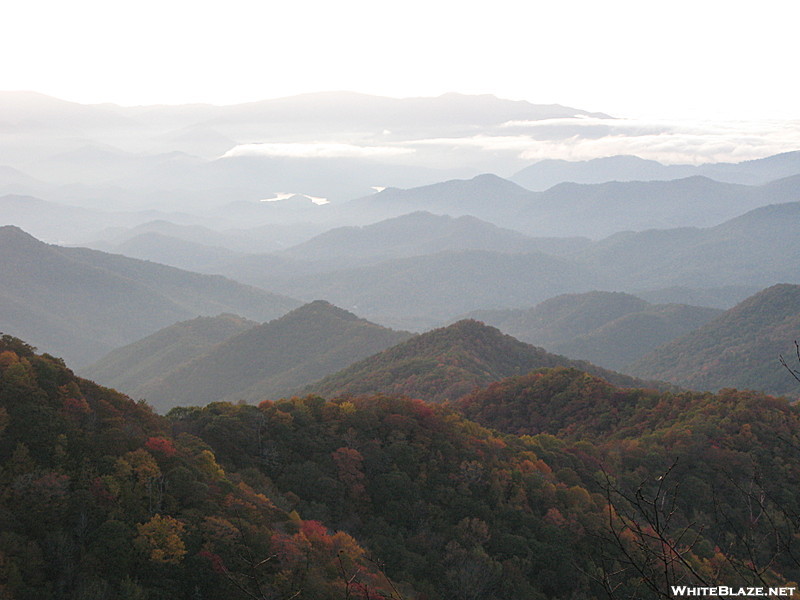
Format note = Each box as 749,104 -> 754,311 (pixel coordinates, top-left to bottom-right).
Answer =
305,318 -> 670,403
83,282 -> 800,406
0,225 -> 299,366
510,151 -> 800,190
570,199 -> 800,291
3,90 -> 800,600
4,192 -> 799,364
105,301 -> 413,411
2,91 -> 799,244
0,91 -> 609,210
465,291 -> 723,370
3,93 -> 800,393
226,248 -> 602,331
80,313 -> 257,398
7,332 -> 799,598
200,199 -> 800,327
628,284 -> 800,396
279,211 -> 545,267
83,302 -> 674,412
338,172 -> 800,238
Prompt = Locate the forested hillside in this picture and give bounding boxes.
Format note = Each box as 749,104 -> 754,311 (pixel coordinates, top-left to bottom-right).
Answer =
628,284 -> 800,396
179,372 -> 800,598
0,335 -> 398,599
81,314 -> 258,399
0,226 -> 299,366
305,319 -> 672,402
2,333 -> 799,599
466,291 -> 722,369
130,301 -> 413,411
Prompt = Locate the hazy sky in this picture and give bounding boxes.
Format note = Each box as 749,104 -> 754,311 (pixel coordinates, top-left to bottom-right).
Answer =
3,0 -> 798,120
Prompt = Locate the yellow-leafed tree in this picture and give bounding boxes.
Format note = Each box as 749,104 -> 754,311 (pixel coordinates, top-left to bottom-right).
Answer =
135,514 -> 187,564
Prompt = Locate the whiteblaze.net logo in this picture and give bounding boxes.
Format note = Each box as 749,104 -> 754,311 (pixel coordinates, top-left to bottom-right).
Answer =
671,586 -> 797,597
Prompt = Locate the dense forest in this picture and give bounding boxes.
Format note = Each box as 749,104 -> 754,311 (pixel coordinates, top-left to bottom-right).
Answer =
2,333 -> 799,599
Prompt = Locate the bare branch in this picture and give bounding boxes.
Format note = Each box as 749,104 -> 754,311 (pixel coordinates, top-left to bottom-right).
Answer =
779,341 -> 800,383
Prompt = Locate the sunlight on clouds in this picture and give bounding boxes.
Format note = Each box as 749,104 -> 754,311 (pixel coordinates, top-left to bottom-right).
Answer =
416,118 -> 800,165
260,193 -> 295,202
514,118 -> 800,164
260,192 -> 330,205
221,118 -> 800,168
223,143 -> 414,159
406,135 -> 547,152
304,194 -> 329,206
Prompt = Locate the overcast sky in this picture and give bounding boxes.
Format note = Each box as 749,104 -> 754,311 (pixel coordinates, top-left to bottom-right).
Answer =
4,0 -> 798,121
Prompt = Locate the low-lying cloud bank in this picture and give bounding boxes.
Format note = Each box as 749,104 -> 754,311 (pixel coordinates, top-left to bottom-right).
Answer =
222,116 -> 800,167
503,116 -> 800,164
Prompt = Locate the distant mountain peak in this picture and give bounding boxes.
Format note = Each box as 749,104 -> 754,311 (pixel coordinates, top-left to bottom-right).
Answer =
283,299 -> 363,321
306,317 -> 656,403
116,300 -> 412,410
0,224 -> 33,236
448,318 -> 498,335
628,283 -> 800,396
470,173 -> 516,185
0,225 -> 48,250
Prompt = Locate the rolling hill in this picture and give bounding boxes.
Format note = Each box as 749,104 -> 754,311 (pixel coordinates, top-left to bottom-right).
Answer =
572,200 -> 800,291
0,194 -> 200,244
627,284 -> 800,396
224,248 -> 603,331
510,155 -> 696,190
305,319 -> 670,402
133,301 -> 414,411
526,175 -> 767,234
339,174 -> 533,225
557,303 -> 724,369
3,325 -> 800,598
80,313 -> 257,397
84,218 -> 322,255
338,172 -> 798,239
0,226 -> 299,366
279,211 -> 546,266
510,151 -> 800,190
466,291 -> 723,370
0,333 -> 403,600
106,231 -> 241,271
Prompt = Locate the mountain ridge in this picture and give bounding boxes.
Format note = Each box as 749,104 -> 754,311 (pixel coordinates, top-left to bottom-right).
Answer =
131,300 -> 414,411
627,284 -> 800,396
0,226 -> 299,366
511,150 -> 800,190
464,291 -> 723,370
305,318 -> 672,402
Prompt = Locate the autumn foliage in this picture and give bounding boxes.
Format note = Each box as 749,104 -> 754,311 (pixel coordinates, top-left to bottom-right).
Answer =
2,333 -> 800,599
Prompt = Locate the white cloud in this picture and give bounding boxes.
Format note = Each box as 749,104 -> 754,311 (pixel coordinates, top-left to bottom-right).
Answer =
223,142 -> 414,159
514,119 -> 800,165
225,118 -> 800,168
408,118 -> 800,165
260,192 -> 330,206
305,194 -> 330,206
260,193 -> 295,202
